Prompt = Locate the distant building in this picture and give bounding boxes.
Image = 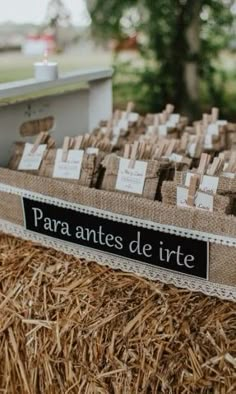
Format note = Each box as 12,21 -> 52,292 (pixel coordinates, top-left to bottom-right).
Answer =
22,33 -> 56,55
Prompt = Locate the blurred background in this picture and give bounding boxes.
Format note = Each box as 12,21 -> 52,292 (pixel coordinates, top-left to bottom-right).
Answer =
0,0 -> 235,120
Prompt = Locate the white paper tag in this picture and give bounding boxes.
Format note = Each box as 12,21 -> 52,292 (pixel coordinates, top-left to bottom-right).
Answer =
188,142 -> 197,158
222,172 -> 235,179
204,135 -> 213,149
195,191 -> 213,212
207,123 -> 219,136
122,111 -> 139,122
177,186 -> 214,212
147,125 -> 155,135
117,119 -> 129,132
169,113 -> 180,125
101,127 -> 107,134
53,149 -> 84,180
115,158 -> 147,195
199,175 -> 219,194
159,124 -> 168,136
177,186 -> 189,208
169,153 -> 183,163
86,147 -> 99,155
185,172 -> 195,187
18,143 -> 47,171
217,120 -> 227,126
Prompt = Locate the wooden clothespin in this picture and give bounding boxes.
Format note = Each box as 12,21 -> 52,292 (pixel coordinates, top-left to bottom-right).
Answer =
113,109 -> 121,125
124,144 -> 131,159
180,132 -> 188,152
153,114 -> 160,132
126,101 -> 134,115
105,118 -> 113,138
165,139 -> 177,157
197,153 -> 211,175
207,157 -> 220,176
74,135 -> 83,150
227,151 -> 236,172
139,142 -> 146,160
196,123 -> 202,136
165,104 -> 174,114
160,111 -> 168,124
30,131 -> 48,154
211,107 -> 219,123
129,142 -> 139,169
62,136 -> 71,162
202,114 -> 209,129
153,140 -> 167,159
47,136 -> 55,149
187,175 -> 199,207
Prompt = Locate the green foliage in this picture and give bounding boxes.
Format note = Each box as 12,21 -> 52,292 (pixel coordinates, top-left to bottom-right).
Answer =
89,0 -> 235,118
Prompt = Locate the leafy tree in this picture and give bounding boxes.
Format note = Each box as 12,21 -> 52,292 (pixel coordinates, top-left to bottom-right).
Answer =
88,0 -> 235,117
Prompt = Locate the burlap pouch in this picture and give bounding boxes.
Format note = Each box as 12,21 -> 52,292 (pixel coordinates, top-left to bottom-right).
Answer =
100,154 -> 171,200
8,142 -> 48,175
161,180 -> 232,214
39,149 -> 96,188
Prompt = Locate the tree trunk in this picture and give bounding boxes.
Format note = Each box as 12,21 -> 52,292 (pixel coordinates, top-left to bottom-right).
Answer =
183,1 -> 202,118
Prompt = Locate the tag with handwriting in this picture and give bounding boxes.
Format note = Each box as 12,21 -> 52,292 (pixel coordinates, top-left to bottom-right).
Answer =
18,143 -> 47,171
116,158 -> 147,194
122,111 -> 139,122
159,125 -> 168,136
168,114 -> 180,126
117,119 -> 129,132
53,149 -> 84,179
207,123 -> 219,136
195,191 -> 213,212
217,120 -> 227,126
222,172 -> 235,179
177,186 -> 189,208
86,147 -> 99,155
169,153 -> 183,163
199,175 -> 219,194
204,135 -> 213,149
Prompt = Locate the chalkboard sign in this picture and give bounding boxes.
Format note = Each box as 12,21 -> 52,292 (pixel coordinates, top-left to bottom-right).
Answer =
22,197 -> 209,279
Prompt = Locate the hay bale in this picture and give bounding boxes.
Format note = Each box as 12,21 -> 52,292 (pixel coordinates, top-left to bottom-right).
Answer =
0,233 -> 235,393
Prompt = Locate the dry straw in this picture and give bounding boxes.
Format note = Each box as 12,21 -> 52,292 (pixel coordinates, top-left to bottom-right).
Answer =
0,233 -> 235,393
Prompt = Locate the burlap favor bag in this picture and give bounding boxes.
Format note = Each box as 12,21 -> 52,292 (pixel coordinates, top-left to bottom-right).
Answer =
100,141 -> 171,200
39,137 -> 96,188
161,180 -> 232,214
8,132 -> 55,175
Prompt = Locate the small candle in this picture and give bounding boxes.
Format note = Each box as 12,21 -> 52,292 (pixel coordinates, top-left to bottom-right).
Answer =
34,51 -> 58,82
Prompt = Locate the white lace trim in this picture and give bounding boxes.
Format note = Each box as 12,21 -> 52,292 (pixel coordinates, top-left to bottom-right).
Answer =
0,182 -> 235,247
0,218 -> 235,302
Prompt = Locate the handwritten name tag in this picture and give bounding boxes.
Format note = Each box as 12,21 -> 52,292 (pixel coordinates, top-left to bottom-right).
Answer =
18,143 -> 47,171
117,119 -> 129,132
177,186 -> 188,208
177,186 -> 214,212
222,172 -> 235,179
86,147 -> 99,155
168,114 -> 180,126
204,135 -> 213,149
116,158 -> 147,195
217,120 -> 227,126
159,125 -> 168,136
195,191 -> 214,212
53,149 -> 84,180
188,142 -> 197,158
121,111 -> 139,122
199,175 -> 219,194
169,153 -> 183,163
207,123 -> 219,136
